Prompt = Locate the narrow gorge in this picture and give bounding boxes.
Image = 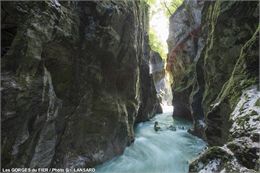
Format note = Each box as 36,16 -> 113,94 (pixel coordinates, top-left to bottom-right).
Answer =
1,0 -> 259,173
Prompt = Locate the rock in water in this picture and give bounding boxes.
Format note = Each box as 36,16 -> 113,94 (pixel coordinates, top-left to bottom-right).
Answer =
1,1 -> 160,168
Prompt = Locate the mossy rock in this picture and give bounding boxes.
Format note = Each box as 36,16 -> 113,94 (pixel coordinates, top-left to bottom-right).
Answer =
189,146 -> 232,172
255,98 -> 260,107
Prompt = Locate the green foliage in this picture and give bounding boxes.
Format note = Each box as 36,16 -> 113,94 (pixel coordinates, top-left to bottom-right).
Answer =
161,0 -> 183,17
143,0 -> 156,5
149,28 -> 167,59
144,0 -> 183,12
143,0 -> 183,59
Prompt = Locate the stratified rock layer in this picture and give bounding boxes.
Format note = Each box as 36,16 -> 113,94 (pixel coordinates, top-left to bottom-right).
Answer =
1,1 -> 160,168
167,0 -> 259,172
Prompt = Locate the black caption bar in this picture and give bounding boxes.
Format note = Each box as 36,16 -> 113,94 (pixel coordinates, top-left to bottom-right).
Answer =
2,168 -> 96,173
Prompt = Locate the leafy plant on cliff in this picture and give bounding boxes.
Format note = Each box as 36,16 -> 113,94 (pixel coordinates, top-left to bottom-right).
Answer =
144,0 -> 183,17
149,28 -> 167,59
144,0 -> 183,60
161,0 -> 183,17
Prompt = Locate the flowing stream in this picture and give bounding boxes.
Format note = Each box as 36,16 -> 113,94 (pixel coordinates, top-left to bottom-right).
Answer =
96,108 -> 206,173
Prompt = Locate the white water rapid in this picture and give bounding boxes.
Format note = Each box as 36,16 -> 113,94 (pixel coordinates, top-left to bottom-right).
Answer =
96,108 -> 206,173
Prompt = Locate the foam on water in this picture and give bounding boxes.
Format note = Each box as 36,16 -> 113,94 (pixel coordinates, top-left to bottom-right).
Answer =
96,112 -> 206,173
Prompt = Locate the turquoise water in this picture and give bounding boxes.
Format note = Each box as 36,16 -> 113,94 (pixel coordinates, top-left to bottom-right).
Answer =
96,112 -> 206,173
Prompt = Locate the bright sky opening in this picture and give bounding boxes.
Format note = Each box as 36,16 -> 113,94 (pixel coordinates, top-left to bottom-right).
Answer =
150,1 -> 169,47
148,0 -> 183,60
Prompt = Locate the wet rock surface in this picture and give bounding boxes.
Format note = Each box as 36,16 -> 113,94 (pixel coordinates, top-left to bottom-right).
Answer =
167,0 -> 259,172
1,1 -> 160,168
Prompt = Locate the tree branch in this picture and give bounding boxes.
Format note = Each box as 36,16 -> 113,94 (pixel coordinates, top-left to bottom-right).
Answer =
162,0 -> 172,16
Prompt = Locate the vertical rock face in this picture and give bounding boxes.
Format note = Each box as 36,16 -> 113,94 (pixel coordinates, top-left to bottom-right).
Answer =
167,0 -> 259,172
1,1 -> 159,168
150,51 -> 172,106
199,1 -> 259,146
136,32 -> 162,123
167,0 -> 205,122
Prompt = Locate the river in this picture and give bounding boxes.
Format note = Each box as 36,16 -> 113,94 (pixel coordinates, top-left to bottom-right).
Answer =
96,107 -> 206,173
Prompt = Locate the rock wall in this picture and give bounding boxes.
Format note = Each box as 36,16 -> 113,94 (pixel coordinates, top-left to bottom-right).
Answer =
136,35 -> 162,122
1,1 -> 160,168
167,0 -> 259,172
167,0 -> 204,123
150,51 -> 172,106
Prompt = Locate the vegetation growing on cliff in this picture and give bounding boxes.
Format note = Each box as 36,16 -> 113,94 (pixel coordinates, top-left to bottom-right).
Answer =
145,0 -> 183,60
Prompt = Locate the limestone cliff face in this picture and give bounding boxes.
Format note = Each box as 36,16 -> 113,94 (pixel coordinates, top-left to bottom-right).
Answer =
136,34 -> 162,123
1,1 -> 159,168
167,0 -> 205,124
167,0 -> 259,172
150,51 -> 172,106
